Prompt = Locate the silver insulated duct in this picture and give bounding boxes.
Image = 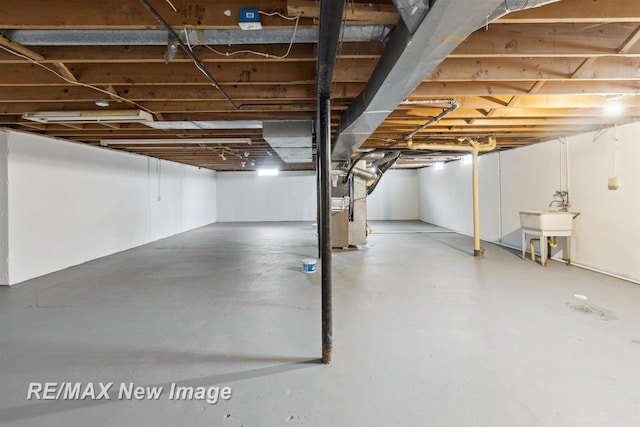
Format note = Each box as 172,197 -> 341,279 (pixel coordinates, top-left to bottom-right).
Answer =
391,0 -> 431,34
331,0 -> 560,162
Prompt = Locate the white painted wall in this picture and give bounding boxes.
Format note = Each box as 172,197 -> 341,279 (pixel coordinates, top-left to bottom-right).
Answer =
3,130 -> 217,285
367,170 -> 419,220
418,153 -> 500,240
567,126 -> 640,281
418,122 -> 640,282
499,141 -> 563,246
0,133 -> 9,285
216,171 -> 316,222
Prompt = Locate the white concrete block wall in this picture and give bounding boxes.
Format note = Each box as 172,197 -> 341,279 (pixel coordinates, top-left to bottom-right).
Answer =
367,170 -> 419,220
567,126 -> 640,281
418,122 -> 640,282
216,171 -> 317,222
2,130 -> 217,285
0,133 -> 9,285
418,153 -> 500,240
499,140 -> 563,247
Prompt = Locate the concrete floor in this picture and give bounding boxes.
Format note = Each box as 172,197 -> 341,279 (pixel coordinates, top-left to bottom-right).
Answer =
0,221 -> 638,427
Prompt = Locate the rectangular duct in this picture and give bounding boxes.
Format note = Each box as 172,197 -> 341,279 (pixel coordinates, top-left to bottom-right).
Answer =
263,120 -> 314,163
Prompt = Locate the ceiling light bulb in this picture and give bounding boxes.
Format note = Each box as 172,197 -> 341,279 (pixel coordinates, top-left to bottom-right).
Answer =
95,99 -> 110,107
604,101 -> 624,116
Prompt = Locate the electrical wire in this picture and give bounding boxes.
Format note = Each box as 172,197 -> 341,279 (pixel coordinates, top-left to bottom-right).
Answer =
164,0 -> 177,13
0,44 -> 156,116
258,10 -> 299,20
203,13 -> 301,60
138,0 -> 239,110
183,29 -> 193,52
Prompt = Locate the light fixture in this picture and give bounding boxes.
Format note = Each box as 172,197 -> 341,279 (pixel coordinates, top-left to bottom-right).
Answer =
95,99 -> 110,107
257,168 -> 279,176
604,101 -> 624,116
100,138 -> 252,146
23,110 -> 153,124
144,120 -> 263,130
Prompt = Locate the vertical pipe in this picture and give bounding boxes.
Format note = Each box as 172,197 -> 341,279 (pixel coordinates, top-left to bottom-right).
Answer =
318,94 -> 333,364
316,140 -> 323,259
317,0 -> 344,365
472,148 -> 482,256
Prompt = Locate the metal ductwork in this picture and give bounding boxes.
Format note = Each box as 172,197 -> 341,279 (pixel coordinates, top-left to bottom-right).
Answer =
340,150 -> 401,195
391,0 -> 431,34
485,0 -> 561,23
331,0 -> 560,162
1,26 -> 389,46
263,120 -> 313,163
365,152 -> 401,195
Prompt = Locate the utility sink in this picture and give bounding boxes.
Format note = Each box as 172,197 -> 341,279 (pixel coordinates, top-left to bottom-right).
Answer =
519,210 -> 579,266
519,210 -> 576,233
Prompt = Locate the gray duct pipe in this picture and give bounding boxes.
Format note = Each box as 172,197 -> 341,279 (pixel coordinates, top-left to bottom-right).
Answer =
350,167 -> 378,182
2,26 -> 388,46
332,0 -> 560,162
366,152 -> 401,195
391,0 -> 430,34
485,0 -> 560,23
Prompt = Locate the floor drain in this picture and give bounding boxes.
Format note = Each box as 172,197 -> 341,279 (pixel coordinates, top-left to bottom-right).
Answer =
572,305 -> 593,314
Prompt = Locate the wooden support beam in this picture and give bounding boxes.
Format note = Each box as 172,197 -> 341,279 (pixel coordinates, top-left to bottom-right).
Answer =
0,83 -> 346,103
53,62 -> 78,82
495,0 -> 640,23
0,33 -> 45,61
101,123 -> 122,130
454,23 -> 640,58
617,24 -> 640,54
528,81 -> 546,94
0,59 -> 379,86
412,80 -> 640,97
0,0 -> 298,29
430,57 -> 640,82
287,0 -> 397,24
570,57 -> 598,79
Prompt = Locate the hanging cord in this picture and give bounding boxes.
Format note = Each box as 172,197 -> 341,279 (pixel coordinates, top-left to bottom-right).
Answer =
0,44 -> 156,117
138,0 -> 240,110
203,12 -> 301,59
164,0 -> 177,12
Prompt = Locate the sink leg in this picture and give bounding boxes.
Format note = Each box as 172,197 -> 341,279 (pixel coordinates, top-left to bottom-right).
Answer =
530,238 -> 537,263
566,236 -> 571,266
521,232 -> 526,260
540,234 -> 547,267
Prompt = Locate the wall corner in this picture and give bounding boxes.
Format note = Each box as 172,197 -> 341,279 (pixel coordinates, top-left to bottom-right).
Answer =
0,131 -> 9,285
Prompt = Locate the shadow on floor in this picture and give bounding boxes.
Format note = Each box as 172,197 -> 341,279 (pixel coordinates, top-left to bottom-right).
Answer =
0,357 -> 321,423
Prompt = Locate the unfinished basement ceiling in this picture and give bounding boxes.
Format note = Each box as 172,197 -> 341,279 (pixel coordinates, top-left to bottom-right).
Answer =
1,0 -> 640,171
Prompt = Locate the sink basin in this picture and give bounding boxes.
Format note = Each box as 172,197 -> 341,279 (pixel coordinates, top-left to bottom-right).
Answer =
519,210 -> 576,233
519,210 -> 579,267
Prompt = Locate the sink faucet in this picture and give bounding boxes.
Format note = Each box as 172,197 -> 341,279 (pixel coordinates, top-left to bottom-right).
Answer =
549,190 -> 570,211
